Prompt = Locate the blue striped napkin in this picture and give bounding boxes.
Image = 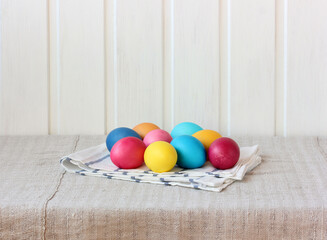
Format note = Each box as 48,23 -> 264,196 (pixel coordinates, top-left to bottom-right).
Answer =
60,144 -> 261,192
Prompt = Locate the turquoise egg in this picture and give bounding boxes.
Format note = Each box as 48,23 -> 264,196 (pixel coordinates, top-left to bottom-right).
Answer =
171,122 -> 203,139
171,135 -> 206,169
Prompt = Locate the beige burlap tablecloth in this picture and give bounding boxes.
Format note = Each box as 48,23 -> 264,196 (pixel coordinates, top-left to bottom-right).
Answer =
1,136 -> 327,239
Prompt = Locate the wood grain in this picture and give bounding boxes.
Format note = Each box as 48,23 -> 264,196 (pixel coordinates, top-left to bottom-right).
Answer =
173,0 -> 220,131
229,0 -> 275,136
1,0 -> 327,136
275,0 -> 286,136
163,0 -> 174,132
105,0 -> 116,133
116,0 -> 163,129
219,0 -> 229,136
50,0 -> 105,134
287,0 -> 327,136
0,0 -> 48,134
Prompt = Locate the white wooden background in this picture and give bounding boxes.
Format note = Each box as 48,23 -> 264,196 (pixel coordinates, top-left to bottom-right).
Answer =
0,0 -> 327,136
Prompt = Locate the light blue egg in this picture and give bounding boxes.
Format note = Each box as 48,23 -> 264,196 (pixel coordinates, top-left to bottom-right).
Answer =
171,122 -> 203,139
171,135 -> 206,169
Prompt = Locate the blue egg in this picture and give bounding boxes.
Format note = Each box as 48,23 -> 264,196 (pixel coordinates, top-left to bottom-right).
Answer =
171,122 -> 203,139
106,127 -> 141,152
171,135 -> 206,169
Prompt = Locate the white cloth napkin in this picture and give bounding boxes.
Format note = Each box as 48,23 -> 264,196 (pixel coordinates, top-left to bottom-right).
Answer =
60,143 -> 261,192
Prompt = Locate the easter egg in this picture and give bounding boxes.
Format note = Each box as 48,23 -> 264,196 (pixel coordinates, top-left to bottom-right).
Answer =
171,135 -> 206,169
110,137 -> 146,169
106,127 -> 141,152
143,129 -> 172,147
144,141 -> 177,173
133,122 -> 160,139
208,137 -> 240,170
192,129 -> 222,151
171,122 -> 203,139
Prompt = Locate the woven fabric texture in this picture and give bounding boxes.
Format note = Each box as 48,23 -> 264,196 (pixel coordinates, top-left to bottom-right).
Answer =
1,136 -> 327,239
60,143 -> 261,192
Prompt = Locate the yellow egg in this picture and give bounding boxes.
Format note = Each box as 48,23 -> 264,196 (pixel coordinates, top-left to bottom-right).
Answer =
144,141 -> 177,173
192,130 -> 222,151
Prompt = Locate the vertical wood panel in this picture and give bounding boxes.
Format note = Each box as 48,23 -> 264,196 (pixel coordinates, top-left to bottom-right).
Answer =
174,0 -> 220,131
116,0 -> 163,128
0,0 -> 48,134
287,0 -> 327,136
275,0 -> 286,136
163,0 -> 173,132
50,0 -> 105,134
219,0 -> 229,136
105,0 -> 116,133
49,0 -> 59,134
229,0 -> 275,136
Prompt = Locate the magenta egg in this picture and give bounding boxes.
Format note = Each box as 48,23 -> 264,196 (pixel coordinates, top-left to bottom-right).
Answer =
208,137 -> 240,170
110,137 -> 146,169
143,129 -> 173,147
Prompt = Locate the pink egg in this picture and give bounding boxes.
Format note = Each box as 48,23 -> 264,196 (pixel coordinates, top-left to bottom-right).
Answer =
111,137 -> 146,169
143,129 -> 173,147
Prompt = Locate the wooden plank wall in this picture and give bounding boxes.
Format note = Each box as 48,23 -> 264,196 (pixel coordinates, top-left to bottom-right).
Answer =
1,0 -> 327,136
0,0 -> 48,134
50,0 -> 105,134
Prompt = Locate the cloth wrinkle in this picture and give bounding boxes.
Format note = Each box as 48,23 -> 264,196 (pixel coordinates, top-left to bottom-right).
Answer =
41,135 -> 80,240
60,141 -> 261,192
316,137 -> 327,162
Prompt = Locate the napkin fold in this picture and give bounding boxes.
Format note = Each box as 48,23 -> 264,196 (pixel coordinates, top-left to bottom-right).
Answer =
60,143 -> 261,192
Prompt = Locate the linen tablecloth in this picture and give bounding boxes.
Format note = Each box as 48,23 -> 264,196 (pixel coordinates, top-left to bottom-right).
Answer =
1,136 -> 327,239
